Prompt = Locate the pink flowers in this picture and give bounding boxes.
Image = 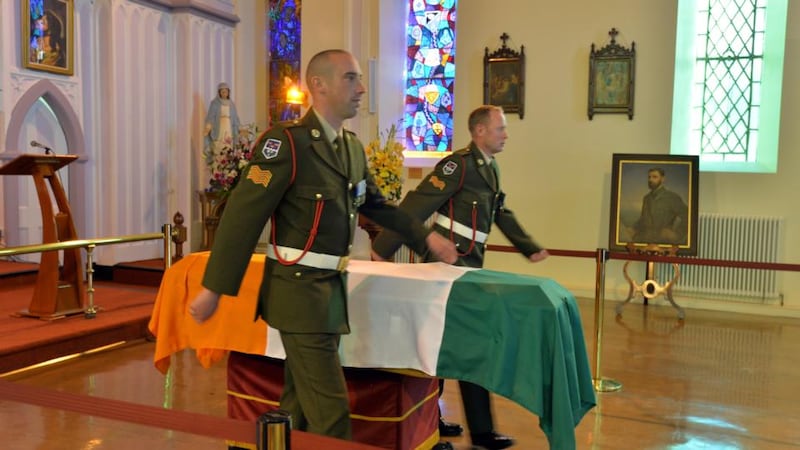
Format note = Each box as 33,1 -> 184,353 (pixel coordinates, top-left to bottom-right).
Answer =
205,123 -> 258,194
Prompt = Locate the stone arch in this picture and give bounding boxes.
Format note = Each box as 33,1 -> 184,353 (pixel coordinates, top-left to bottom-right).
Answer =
2,79 -> 88,245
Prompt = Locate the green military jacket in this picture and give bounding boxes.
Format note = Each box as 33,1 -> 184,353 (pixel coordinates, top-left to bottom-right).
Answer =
373,142 -> 542,268
202,110 -> 430,333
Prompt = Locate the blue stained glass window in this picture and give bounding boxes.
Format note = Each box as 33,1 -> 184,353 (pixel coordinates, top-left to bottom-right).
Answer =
404,0 -> 457,152
269,0 -> 300,61
269,0 -> 302,123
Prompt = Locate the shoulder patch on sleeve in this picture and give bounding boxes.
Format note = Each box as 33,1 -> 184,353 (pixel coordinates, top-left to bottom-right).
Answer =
442,160 -> 458,176
262,138 -> 282,159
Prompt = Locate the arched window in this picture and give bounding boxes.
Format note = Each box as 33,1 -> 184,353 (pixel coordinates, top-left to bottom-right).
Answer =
670,0 -> 788,173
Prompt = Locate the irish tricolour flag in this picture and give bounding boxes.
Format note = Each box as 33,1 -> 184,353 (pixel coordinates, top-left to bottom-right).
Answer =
263,260 -> 596,450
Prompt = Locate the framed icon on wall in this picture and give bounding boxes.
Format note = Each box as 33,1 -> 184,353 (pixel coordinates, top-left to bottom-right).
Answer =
21,0 -> 74,76
588,28 -> 635,120
484,33 -> 525,119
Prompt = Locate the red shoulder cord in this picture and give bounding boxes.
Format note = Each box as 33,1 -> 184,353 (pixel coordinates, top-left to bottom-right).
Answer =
270,128 -> 325,266
446,155 -> 478,257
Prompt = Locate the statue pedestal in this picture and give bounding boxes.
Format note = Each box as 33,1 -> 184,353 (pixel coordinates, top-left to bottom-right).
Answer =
198,190 -> 228,251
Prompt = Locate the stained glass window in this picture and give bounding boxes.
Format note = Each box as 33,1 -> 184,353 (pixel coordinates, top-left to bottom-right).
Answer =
404,0 -> 457,152
269,0 -> 302,124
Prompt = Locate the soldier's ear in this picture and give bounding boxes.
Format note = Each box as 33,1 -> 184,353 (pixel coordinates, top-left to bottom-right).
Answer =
474,122 -> 487,137
309,75 -> 326,93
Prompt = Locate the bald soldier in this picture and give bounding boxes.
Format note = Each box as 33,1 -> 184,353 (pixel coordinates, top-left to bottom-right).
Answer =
189,49 -> 456,440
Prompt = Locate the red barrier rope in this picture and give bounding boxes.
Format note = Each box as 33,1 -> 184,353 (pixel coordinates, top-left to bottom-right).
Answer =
486,244 -> 800,273
486,244 -> 800,395
0,379 -> 382,450
0,378 -> 253,443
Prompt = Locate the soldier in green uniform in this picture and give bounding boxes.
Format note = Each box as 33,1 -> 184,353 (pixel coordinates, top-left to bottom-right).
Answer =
372,105 -> 549,450
189,49 -> 457,441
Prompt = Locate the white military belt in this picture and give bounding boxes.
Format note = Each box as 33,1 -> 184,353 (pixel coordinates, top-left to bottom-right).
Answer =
434,216 -> 488,243
266,244 -> 350,272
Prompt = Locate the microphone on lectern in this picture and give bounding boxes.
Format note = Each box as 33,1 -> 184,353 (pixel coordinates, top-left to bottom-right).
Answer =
30,140 -> 53,154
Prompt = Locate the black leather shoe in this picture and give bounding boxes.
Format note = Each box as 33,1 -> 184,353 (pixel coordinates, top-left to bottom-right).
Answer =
471,431 -> 515,450
438,418 -> 464,437
432,442 -> 454,450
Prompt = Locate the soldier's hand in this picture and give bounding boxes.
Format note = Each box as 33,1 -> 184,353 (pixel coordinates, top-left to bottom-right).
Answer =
371,250 -> 388,262
188,288 -> 221,323
426,232 -> 457,264
529,249 -> 549,263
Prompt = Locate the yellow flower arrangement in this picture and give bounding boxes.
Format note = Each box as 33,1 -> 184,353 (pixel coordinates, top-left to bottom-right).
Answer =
365,124 -> 405,202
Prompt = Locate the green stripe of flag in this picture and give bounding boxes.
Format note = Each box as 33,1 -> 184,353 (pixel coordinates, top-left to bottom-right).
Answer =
437,268 -> 595,450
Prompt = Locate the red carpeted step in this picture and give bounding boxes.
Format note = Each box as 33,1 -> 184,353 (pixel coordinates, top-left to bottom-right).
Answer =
112,259 -> 165,287
0,281 -> 158,374
0,260 -> 39,287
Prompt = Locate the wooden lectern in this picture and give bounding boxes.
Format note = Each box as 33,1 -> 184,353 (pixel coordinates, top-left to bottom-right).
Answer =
0,154 -> 85,319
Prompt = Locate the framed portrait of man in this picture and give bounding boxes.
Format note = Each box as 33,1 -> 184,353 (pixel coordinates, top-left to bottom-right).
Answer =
608,154 -> 699,255
21,0 -> 74,76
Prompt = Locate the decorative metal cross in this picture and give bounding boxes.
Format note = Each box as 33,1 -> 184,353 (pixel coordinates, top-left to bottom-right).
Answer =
500,32 -> 510,49
608,27 -> 619,44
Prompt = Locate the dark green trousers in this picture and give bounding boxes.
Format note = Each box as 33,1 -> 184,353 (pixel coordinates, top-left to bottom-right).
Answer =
279,332 -> 351,439
439,379 -> 495,434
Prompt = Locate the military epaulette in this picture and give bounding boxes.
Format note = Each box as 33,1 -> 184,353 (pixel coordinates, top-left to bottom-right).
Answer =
273,119 -> 303,132
266,119 -> 301,135
279,121 -> 321,143
282,119 -> 303,128
452,147 -> 471,157
343,128 -> 358,138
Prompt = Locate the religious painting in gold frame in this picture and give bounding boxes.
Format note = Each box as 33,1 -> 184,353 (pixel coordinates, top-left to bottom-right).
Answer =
21,0 -> 74,76
484,33 -> 525,119
588,28 -> 634,120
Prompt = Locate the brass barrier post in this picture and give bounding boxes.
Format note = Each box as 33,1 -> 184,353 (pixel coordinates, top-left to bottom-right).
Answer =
84,244 -> 98,318
593,248 -> 621,392
0,228 -> 171,320
162,223 -> 173,269
172,213 -> 186,262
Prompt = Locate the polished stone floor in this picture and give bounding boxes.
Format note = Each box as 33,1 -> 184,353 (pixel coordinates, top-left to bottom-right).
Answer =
2,298 -> 800,449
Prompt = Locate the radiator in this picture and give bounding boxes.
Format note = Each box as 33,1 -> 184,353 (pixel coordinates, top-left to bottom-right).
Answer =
394,245 -> 419,264
656,213 -> 783,301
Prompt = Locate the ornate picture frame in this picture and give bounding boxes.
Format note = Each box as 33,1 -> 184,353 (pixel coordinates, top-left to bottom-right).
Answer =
484,33 -> 525,119
588,28 -> 634,120
609,154 -> 699,255
21,0 -> 74,76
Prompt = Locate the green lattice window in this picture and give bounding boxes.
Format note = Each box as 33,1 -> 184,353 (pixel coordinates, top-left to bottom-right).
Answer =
670,0 -> 788,173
